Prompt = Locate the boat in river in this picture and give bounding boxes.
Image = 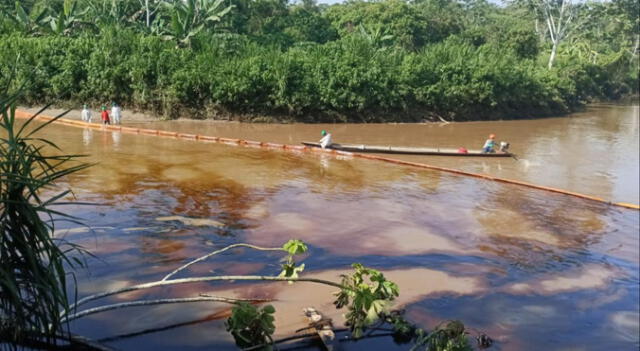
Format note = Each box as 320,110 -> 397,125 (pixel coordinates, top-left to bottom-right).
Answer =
301,141 -> 515,157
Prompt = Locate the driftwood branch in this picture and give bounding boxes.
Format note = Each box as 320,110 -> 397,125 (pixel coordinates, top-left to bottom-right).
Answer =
303,307 -> 338,350
436,115 -> 450,124
242,327 -> 393,351
64,333 -> 118,351
241,332 -> 327,351
162,243 -> 285,281
72,275 -> 346,311
62,296 -> 270,323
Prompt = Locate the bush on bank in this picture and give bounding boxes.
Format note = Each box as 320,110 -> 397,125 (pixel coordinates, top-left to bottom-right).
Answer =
0,28 -> 635,122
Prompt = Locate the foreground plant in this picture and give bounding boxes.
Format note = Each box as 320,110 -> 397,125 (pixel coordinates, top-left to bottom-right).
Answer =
54,232 -> 485,350
334,263 -> 399,338
412,320 -> 472,351
0,94 -> 89,346
225,303 -> 276,350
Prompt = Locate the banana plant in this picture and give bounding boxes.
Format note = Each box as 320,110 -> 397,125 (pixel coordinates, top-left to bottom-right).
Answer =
45,0 -> 88,36
1,1 -> 49,34
160,0 -> 234,47
85,0 -> 146,28
358,24 -> 395,48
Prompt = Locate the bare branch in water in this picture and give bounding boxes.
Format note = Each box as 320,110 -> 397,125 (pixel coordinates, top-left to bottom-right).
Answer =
62,296 -> 273,323
162,243 -> 286,281
70,275 -> 346,311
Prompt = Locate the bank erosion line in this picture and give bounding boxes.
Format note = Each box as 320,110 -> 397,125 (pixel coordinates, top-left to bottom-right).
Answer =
14,109 -> 639,211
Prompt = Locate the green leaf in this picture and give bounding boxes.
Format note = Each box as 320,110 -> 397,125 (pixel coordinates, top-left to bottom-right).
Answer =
263,305 -> 276,314
226,302 -> 276,348
278,263 -> 305,283
15,2 -> 29,24
282,239 -> 308,255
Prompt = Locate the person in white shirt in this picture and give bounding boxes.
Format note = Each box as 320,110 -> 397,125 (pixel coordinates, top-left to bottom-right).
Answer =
111,102 -> 121,125
81,104 -> 92,123
319,130 -> 332,149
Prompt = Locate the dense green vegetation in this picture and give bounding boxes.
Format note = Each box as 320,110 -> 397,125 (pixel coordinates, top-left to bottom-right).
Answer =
0,0 -> 637,122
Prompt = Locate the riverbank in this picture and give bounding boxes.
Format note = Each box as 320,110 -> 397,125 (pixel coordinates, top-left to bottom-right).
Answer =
19,105 -> 452,124
19,106 -> 161,123
20,94 -> 639,125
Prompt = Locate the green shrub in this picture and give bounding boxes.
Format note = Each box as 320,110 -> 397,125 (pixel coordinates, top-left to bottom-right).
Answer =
0,23 -> 633,122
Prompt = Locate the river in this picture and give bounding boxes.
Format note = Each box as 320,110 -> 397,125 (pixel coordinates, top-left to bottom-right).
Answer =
123,103 -> 639,205
17,103 -> 640,350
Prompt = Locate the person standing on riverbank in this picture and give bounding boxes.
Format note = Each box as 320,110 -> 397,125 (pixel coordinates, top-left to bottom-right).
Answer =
100,106 -> 110,125
482,134 -> 496,153
111,102 -> 121,125
81,104 -> 92,123
320,130 -> 333,149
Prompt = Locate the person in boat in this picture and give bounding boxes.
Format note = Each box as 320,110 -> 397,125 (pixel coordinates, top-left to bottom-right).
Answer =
319,130 -> 333,149
100,105 -> 110,125
482,134 -> 496,153
111,102 -> 121,125
81,104 -> 92,123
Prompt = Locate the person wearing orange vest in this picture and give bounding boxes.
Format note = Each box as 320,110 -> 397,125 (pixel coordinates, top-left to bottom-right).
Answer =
100,105 -> 110,125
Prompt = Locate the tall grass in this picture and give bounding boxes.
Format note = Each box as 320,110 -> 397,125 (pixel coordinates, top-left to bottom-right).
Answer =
0,86 -> 89,347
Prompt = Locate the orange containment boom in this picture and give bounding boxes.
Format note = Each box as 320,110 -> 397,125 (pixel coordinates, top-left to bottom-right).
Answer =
13,109 -> 639,211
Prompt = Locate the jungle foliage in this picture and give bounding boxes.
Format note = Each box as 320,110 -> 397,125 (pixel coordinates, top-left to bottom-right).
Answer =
0,0 -> 637,122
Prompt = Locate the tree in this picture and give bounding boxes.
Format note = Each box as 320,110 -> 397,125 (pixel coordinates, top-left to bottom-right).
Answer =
414,0 -> 465,43
532,0 -> 579,68
144,0 -> 150,26
283,5 -> 337,44
131,0 -> 164,28
325,0 -> 429,49
610,0 -> 639,61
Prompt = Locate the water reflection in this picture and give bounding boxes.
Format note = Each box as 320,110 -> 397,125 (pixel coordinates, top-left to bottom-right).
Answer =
18,110 -> 639,351
112,130 -> 121,148
82,128 -> 93,146
503,264 -> 620,295
319,153 -> 331,173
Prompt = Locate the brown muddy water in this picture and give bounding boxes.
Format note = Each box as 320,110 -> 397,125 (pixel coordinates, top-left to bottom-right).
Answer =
16,104 -> 640,350
124,103 -> 639,205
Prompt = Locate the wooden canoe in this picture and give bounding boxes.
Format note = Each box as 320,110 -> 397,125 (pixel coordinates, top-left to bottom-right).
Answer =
301,142 -> 514,157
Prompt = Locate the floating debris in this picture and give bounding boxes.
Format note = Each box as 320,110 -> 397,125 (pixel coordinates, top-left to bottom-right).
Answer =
303,307 -> 338,351
156,215 -> 224,228
477,333 -> 493,348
